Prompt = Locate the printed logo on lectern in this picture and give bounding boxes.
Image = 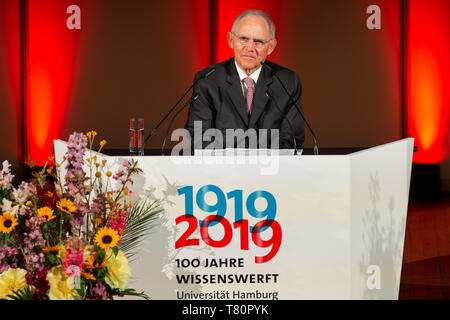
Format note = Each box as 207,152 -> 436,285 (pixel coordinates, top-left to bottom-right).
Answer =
175,185 -> 282,264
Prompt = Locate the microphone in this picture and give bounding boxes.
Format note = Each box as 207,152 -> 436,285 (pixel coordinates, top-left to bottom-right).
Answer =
265,90 -> 298,155
161,94 -> 199,155
261,61 -> 319,155
144,68 -> 215,146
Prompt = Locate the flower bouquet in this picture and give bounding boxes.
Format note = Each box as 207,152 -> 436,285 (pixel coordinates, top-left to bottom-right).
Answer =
0,131 -> 160,300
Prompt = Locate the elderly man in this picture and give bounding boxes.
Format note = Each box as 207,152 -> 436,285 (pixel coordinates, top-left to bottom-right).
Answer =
185,9 -> 304,151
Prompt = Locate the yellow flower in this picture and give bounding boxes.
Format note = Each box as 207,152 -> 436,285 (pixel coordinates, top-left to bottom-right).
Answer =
0,213 -> 18,234
94,227 -> 120,250
85,253 -> 106,270
0,268 -> 28,299
56,198 -> 77,215
106,171 -> 112,177
86,130 -> 97,141
80,271 -> 96,281
105,249 -> 131,290
95,218 -> 102,226
46,246 -> 67,266
95,171 -> 101,178
46,266 -> 80,300
82,244 -> 95,261
37,207 -> 56,223
25,201 -> 32,207
42,246 -> 62,253
98,140 -> 107,153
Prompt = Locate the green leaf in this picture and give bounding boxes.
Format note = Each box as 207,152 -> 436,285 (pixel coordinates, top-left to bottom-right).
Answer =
76,283 -> 85,298
97,249 -> 106,262
43,223 -> 49,240
118,199 -> 163,259
111,287 -> 150,300
3,287 -> 34,300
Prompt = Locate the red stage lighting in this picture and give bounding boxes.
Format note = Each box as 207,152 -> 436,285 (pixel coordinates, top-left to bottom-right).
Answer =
25,0 -> 85,165
406,0 -> 450,164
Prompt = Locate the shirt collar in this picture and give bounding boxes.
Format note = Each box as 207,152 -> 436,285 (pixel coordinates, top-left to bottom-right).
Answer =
235,60 -> 262,84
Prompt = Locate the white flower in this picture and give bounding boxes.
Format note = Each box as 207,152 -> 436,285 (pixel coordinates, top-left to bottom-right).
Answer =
0,200 -> 19,216
1,199 -> 13,212
73,192 -> 84,204
1,160 -> 11,174
12,182 -> 35,204
0,160 -> 14,189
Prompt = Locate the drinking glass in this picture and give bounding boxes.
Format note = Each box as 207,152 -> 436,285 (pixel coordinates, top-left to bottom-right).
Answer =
129,118 -> 144,156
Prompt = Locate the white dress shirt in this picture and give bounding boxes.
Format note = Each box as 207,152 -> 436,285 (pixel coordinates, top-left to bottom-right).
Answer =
235,61 -> 262,97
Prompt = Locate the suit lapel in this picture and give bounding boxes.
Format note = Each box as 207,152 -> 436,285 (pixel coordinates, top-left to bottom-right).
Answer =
226,59 -> 249,127
249,65 -> 273,128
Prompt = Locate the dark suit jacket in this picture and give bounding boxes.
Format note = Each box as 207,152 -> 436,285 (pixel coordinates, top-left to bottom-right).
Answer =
185,58 -> 305,150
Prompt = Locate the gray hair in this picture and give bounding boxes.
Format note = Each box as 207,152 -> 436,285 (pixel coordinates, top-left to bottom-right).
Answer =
231,10 -> 276,40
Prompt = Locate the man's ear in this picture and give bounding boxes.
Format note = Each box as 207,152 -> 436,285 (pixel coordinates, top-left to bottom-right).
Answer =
267,38 -> 277,55
227,32 -> 234,49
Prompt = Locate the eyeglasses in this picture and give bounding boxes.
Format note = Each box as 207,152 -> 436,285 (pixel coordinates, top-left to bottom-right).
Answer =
232,32 -> 271,48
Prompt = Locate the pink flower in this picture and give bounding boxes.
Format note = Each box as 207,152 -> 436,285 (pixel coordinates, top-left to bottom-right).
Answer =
0,244 -> 19,273
112,170 -> 126,180
92,283 -> 108,300
63,239 -> 84,275
13,182 -> 36,204
91,196 -> 106,215
108,209 -> 129,242
65,132 -> 87,190
122,161 -> 129,167
67,183 -> 80,196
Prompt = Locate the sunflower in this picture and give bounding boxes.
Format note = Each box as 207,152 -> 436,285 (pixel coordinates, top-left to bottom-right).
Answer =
36,206 -> 56,222
0,213 -> 18,234
85,253 -> 106,269
94,227 -> 120,249
80,271 -> 96,280
56,198 -> 77,214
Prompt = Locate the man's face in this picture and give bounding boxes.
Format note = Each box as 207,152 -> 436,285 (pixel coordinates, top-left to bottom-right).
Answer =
227,15 -> 277,75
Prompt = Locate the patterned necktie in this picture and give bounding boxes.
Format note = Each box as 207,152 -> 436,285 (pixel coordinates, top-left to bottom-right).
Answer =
243,77 -> 254,114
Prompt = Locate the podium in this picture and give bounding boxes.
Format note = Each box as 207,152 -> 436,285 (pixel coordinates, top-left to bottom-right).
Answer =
54,138 -> 414,300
